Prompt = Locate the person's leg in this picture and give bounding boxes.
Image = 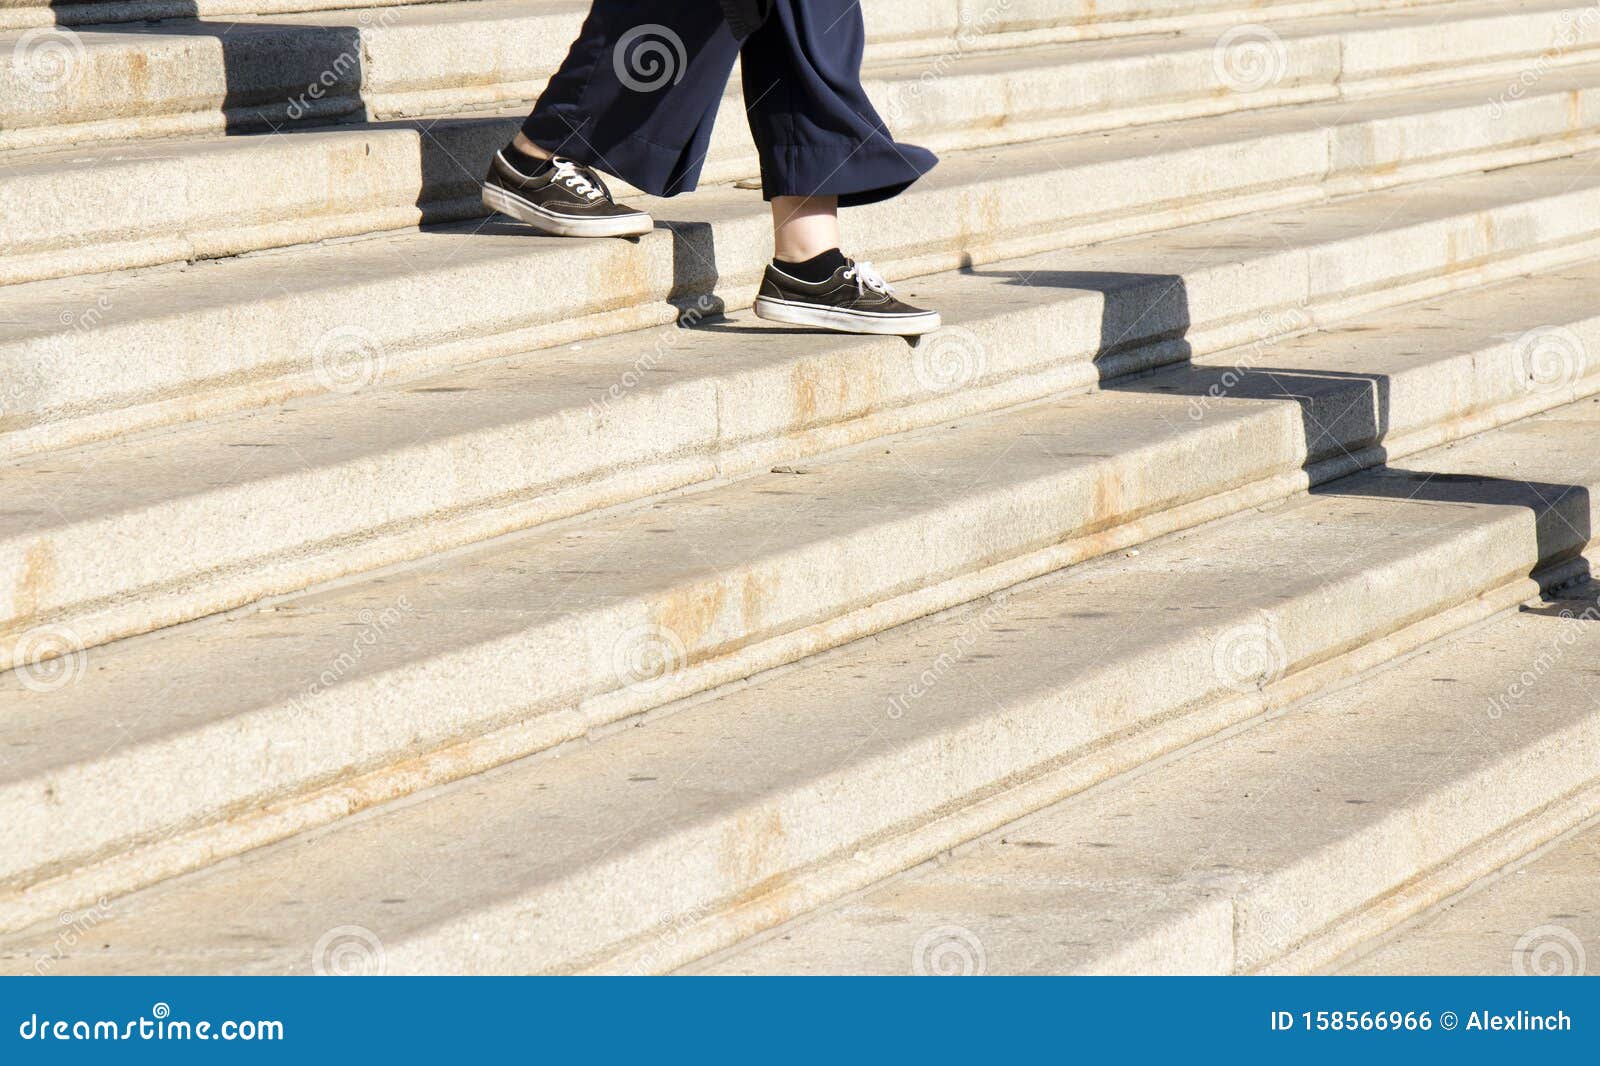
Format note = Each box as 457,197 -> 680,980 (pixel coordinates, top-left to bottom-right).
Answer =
742,0 -> 941,335
483,1 -> 741,237
740,0 -> 936,208
770,195 -> 840,263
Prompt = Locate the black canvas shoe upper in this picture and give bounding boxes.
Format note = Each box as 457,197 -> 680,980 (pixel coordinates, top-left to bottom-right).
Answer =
484,152 -> 646,223
758,259 -> 934,319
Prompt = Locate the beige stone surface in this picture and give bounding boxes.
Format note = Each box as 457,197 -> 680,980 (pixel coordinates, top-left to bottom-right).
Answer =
8,141 -> 1599,470
6,158 -> 1600,680
5,0 -> 1600,980
8,0 -> 1593,153
1340,821 -> 1600,975
699,570 -> 1600,975
5,398 -> 1599,973
5,59 -> 1599,289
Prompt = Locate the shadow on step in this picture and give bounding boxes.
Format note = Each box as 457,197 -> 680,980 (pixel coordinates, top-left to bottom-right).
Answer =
38,2 -> 523,224
969,265 -> 1595,597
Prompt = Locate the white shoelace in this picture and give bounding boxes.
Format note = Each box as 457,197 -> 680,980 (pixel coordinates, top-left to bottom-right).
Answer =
551,158 -> 601,201
842,260 -> 893,297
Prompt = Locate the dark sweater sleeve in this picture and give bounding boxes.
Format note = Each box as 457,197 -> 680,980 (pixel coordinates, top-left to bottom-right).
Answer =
719,0 -> 774,39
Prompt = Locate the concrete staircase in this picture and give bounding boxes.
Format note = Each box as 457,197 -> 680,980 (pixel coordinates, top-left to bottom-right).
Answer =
2,0 -> 1599,975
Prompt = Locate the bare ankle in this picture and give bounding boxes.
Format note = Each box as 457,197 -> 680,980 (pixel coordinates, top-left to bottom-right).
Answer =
771,195 -> 841,262
511,133 -> 554,162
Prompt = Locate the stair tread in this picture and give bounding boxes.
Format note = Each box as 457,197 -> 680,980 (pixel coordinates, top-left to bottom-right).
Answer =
1340,815 -> 1600,975
5,238 -> 1600,954
2,0 -> 1579,75
7,0 -> 1600,978
6,145 -> 1600,658
9,37 -> 1595,173
6,66 -> 1600,463
6,175 -> 1599,773
698,567 -> 1600,975
4,129 -> 1596,356
0,0 -> 1469,38
6,388 -> 1599,973
5,52 -> 1598,292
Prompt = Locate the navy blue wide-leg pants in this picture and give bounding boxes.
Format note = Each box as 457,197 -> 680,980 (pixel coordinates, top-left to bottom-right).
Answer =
520,0 -> 937,207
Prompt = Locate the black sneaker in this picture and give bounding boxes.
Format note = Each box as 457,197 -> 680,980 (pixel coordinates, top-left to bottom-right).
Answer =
753,259 -> 941,336
481,151 -> 653,238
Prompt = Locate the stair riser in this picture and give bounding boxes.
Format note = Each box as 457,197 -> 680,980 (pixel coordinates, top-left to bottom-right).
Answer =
6,85 -> 1598,474
5,73 -> 1598,290
0,0 -> 1455,39
1228,721 -> 1600,972
8,300 -> 1600,918
692,565 -> 1600,977
405,508 -> 1594,974
1312,780 -> 1600,975
6,174 -> 1600,671
9,5 -> 1595,154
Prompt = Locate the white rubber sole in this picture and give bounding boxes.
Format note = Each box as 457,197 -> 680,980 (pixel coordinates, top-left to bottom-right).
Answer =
482,183 -> 654,238
752,295 -> 943,336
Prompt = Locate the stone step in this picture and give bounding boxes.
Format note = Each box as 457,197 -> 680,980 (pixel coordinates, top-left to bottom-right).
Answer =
4,244 -> 1600,940
7,151 -> 1600,683
9,85 -> 1600,471
2,0 -> 1588,153
697,568 -> 1600,975
0,0 -> 982,151
0,0 -> 1454,38
3,58 -> 1598,288
6,390 -> 1599,974
1338,816 -> 1600,975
